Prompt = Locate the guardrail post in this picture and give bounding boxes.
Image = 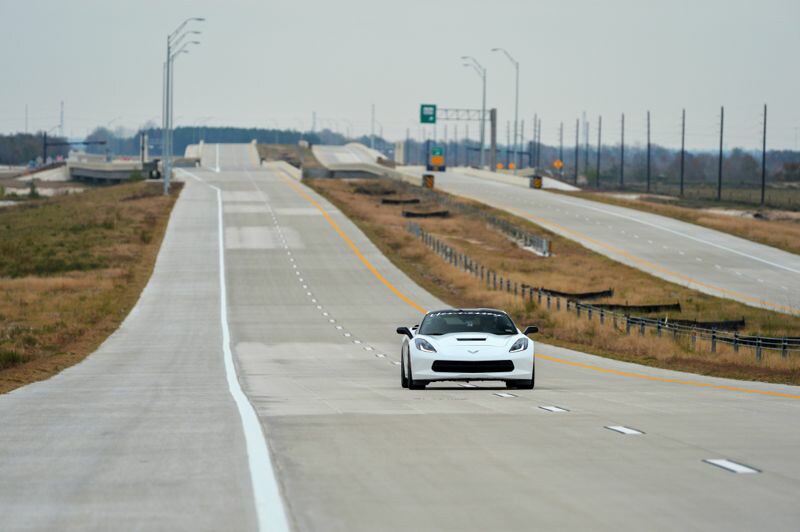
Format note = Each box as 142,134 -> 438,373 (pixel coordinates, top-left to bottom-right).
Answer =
506,279 -> 511,292
711,330 -> 717,353
588,306 -> 592,321
756,338 -> 763,361
691,332 -> 696,350
639,321 -> 645,336
514,282 -> 518,296
576,303 -> 581,319
547,294 -> 551,310
537,289 -> 542,305
599,308 -> 605,324
493,272 -> 497,290
782,337 -> 788,359
480,265 -> 484,281
556,297 -> 561,311
625,317 -> 631,335
733,333 -> 739,353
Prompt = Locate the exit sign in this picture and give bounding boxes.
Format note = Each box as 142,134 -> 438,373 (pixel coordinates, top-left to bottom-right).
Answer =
420,104 -> 437,124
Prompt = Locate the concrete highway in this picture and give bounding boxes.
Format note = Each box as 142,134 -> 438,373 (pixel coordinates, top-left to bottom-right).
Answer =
399,165 -> 800,315
3,144 -> 800,531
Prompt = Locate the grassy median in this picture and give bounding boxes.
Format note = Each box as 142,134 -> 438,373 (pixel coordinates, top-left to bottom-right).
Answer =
308,178 -> 800,385
0,182 -> 181,393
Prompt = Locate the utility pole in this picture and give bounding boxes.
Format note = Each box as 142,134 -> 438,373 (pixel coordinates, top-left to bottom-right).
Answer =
761,104 -> 767,205
370,103 -> 375,149
559,121 -> 564,176
596,115 -> 602,188
536,119 -> 542,167
717,105 -> 724,201
489,108 -> 498,170
574,118 -> 580,182
680,108 -> 686,197
532,114 -> 537,167
620,113 -> 625,189
520,119 -> 525,167
506,121 -> 511,166
646,110 -> 651,193
583,114 -> 590,176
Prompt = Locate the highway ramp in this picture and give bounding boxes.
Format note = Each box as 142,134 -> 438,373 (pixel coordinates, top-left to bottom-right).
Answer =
400,166 -> 800,315
3,144 -> 800,531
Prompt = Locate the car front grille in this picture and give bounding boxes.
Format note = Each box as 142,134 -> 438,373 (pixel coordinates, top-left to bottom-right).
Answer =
431,360 -> 515,373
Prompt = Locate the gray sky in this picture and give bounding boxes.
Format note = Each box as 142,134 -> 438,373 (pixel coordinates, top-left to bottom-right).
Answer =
1,0 -> 798,150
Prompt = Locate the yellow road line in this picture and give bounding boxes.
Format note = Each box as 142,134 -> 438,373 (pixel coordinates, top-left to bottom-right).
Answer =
280,177 -> 427,314
280,176 -> 800,401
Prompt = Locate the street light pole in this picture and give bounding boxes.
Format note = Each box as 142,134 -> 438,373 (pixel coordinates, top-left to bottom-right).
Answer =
462,56 -> 487,168
162,18 -> 204,195
492,48 -> 519,173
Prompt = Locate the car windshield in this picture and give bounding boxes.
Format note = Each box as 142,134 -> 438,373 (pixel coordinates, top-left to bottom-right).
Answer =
418,311 -> 517,336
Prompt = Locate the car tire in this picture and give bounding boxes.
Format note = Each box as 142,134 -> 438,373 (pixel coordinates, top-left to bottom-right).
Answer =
401,353 -> 409,389
507,368 -> 535,390
407,357 -> 427,390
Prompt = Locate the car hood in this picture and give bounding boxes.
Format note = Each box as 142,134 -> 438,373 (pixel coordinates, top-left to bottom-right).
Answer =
421,333 -> 518,349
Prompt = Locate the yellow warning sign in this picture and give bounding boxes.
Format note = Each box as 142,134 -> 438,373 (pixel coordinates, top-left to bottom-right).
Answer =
553,159 -> 563,170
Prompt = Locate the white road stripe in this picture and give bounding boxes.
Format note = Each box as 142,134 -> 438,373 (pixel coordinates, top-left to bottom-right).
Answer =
458,383 -> 478,388
539,405 -> 569,413
704,459 -> 760,474
605,425 -> 644,435
183,170 -> 290,532
494,392 -> 517,398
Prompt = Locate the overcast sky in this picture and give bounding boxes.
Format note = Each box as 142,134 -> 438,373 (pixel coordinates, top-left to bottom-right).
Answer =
1,0 -> 798,150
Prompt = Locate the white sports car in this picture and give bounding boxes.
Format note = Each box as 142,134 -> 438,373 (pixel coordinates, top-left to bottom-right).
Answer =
396,308 -> 537,390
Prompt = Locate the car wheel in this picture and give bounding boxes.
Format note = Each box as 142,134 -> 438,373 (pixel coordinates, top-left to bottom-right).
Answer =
507,368 -> 535,390
401,352 -> 409,389
407,357 -> 427,390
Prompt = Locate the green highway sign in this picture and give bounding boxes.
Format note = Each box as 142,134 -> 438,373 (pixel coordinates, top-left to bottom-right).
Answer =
420,104 -> 437,124
431,147 -> 444,156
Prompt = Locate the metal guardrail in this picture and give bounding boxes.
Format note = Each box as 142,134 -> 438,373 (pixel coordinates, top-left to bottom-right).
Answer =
410,185 -> 551,256
406,222 -> 800,359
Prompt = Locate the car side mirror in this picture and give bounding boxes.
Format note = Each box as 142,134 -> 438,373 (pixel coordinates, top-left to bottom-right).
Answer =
523,325 -> 539,335
396,326 -> 413,339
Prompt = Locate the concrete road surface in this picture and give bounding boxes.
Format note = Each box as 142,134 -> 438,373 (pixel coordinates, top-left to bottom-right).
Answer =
401,166 -> 800,315
3,144 -> 800,531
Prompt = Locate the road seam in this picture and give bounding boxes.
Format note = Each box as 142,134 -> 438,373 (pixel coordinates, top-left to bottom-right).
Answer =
181,170 -> 291,532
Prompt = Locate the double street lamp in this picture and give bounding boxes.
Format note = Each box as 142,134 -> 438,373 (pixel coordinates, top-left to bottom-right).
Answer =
162,17 -> 204,194
461,56 -> 487,168
491,47 -> 519,173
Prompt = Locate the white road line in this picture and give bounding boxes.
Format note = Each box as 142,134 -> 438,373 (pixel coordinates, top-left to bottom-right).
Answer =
364,346 -> 374,351
458,383 -> 478,388
539,405 -> 569,413
548,194 -> 800,275
703,459 -> 760,474
605,425 -> 644,435
391,361 -> 401,366
494,392 -> 517,398
183,170 -> 290,532
375,353 -> 386,358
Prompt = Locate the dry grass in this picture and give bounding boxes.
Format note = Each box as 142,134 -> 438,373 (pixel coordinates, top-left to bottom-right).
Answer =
0,182 -> 181,393
308,177 -> 800,385
561,190 -> 800,256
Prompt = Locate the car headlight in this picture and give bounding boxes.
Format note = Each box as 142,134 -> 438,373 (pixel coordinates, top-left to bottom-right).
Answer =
414,338 -> 437,353
509,337 -> 528,353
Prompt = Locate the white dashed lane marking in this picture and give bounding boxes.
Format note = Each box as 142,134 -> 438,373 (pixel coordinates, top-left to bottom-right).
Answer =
704,459 -> 760,474
605,425 -> 644,435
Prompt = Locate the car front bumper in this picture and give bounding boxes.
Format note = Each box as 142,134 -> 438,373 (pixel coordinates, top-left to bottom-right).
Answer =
410,349 -> 534,381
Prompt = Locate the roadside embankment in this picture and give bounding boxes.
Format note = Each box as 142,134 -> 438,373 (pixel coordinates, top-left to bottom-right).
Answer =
0,181 -> 181,393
